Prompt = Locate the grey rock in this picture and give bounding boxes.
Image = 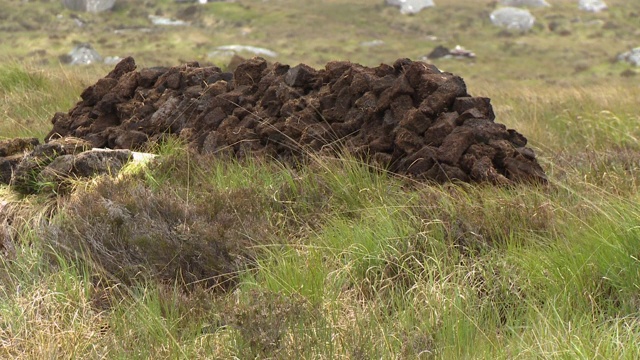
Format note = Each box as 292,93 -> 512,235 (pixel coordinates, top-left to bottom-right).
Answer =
617,47 -> 640,66
449,45 -> 476,59
149,15 -> 189,26
499,0 -> 549,7
579,0 -> 607,12
426,45 -> 476,60
208,45 -> 277,58
62,0 -> 116,13
62,43 -> 102,65
490,7 -> 535,32
104,56 -> 123,65
386,0 -> 435,15
427,45 -> 451,59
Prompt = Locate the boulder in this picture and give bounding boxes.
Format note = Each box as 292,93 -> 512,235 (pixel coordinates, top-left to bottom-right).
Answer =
60,43 -> 102,65
579,0 -> 607,12
427,45 -> 476,60
490,7 -> 536,32
104,56 -> 124,65
499,0 -> 549,7
148,15 -> 189,26
208,45 -> 278,59
62,0 -> 116,13
427,45 -> 451,59
386,0 -> 435,15
617,47 -> 640,66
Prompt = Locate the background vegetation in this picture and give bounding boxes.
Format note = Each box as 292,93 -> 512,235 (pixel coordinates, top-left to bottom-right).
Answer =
1,0 -> 639,358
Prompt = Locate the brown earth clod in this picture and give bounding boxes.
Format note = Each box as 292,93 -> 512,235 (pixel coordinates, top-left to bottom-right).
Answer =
41,56 -> 546,185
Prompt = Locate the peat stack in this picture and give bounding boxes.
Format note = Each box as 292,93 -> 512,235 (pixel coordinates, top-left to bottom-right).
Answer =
45,57 -> 546,184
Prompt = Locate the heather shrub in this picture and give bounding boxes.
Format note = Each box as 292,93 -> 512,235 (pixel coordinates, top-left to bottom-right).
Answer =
44,154 -> 271,290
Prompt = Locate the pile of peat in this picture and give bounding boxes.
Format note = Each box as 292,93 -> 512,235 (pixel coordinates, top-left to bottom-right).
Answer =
45,56 -> 546,184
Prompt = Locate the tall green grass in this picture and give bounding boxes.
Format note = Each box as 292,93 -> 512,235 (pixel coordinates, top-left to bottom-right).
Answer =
0,63 -> 90,140
2,139 -> 640,357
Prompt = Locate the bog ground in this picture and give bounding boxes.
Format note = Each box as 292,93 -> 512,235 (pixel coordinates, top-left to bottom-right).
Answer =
1,0 -> 640,358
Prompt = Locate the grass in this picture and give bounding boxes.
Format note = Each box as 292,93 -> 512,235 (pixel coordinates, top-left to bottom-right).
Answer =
0,156 -> 638,358
5,146 -> 640,357
1,0 -> 640,358
0,62 -> 92,140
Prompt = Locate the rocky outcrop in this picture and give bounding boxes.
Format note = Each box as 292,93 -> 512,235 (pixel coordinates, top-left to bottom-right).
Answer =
44,56 -> 546,185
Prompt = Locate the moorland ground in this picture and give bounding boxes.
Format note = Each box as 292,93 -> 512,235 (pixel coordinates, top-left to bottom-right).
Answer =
1,0 -> 640,358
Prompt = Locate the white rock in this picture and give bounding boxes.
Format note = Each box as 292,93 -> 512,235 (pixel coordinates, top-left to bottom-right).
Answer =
579,0 -> 608,13
66,43 -> 102,65
149,15 -> 189,26
62,0 -> 115,13
499,0 -> 549,7
490,7 -> 536,32
386,0 -> 435,15
104,56 -> 123,65
208,45 -> 277,58
617,47 -> 640,67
